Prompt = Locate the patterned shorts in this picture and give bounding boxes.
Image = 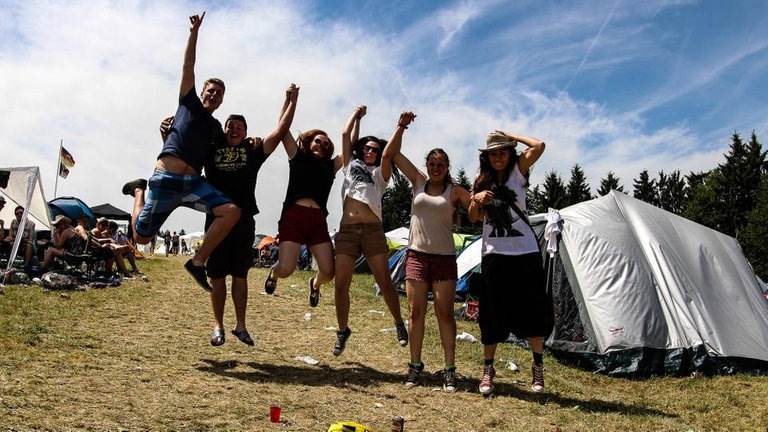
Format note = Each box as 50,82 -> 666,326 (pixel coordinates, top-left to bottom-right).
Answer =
134,169 -> 231,238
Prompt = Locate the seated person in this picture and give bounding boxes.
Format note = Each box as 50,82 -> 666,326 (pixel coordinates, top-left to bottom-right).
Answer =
6,205 -> 36,265
42,215 -> 88,269
107,220 -> 141,274
0,196 -> 7,257
91,217 -> 133,278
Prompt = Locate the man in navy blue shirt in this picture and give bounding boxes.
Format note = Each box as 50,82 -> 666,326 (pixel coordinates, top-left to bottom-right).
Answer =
123,12 -> 240,292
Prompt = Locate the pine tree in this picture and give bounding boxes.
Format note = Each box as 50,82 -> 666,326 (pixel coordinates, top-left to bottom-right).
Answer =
684,170 -> 719,227
540,171 -> 568,209
633,169 -> 657,205
455,168 -> 480,234
742,177 -> 768,279
566,164 -> 592,206
710,132 -> 766,237
527,185 -> 546,214
381,171 -> 413,231
656,170 -> 686,214
597,171 -> 624,196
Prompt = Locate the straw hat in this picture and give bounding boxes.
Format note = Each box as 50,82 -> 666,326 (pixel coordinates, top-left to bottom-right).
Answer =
96,217 -> 109,225
480,131 -> 517,151
52,214 -> 71,226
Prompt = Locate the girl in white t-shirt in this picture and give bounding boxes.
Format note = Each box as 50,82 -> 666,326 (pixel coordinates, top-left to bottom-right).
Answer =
331,106 -> 414,357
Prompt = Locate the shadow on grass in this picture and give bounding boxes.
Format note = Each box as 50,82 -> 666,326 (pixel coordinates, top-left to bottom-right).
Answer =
482,381 -> 678,418
197,359 -> 403,389
197,359 -> 677,418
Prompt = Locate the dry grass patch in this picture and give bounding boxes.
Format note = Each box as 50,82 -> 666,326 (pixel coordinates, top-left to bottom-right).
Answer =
1,256 -> 767,431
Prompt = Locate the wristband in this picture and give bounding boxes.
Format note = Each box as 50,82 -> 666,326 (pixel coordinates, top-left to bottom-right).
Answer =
397,123 -> 408,129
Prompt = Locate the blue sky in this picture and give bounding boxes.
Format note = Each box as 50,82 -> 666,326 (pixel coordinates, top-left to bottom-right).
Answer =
1,0 -> 767,235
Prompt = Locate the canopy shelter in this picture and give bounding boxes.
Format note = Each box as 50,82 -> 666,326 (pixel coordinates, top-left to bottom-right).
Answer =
1,167 -> 51,273
91,203 -> 131,221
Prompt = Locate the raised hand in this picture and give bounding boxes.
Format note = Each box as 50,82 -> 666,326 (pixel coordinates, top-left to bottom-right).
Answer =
356,105 -> 367,119
189,11 -> 206,33
287,83 -> 300,103
398,111 -> 416,128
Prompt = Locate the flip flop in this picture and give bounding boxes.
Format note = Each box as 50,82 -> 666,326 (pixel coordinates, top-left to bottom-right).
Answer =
231,329 -> 254,346
210,328 -> 225,346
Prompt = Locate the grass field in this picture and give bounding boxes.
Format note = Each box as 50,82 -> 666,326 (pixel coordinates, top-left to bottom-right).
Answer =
1,256 -> 766,431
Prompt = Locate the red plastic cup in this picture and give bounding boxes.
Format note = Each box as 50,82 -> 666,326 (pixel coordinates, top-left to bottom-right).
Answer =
269,405 -> 281,423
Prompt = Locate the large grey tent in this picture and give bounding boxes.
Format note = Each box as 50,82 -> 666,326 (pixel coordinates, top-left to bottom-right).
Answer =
544,191 -> 768,376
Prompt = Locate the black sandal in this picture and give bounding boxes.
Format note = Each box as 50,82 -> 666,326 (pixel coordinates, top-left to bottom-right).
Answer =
309,277 -> 320,308
210,328 -> 225,346
231,329 -> 254,346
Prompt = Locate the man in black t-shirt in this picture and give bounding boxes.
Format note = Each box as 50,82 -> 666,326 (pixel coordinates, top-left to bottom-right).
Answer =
203,84 -> 299,347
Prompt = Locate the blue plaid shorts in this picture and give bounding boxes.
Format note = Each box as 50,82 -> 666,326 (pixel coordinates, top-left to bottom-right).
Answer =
134,169 -> 231,238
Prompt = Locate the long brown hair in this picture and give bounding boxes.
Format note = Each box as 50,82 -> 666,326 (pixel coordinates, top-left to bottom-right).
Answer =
297,129 -> 334,160
472,148 -> 526,192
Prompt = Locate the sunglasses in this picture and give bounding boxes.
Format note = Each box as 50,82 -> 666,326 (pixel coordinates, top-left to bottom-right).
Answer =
313,138 -> 331,147
363,145 -> 381,154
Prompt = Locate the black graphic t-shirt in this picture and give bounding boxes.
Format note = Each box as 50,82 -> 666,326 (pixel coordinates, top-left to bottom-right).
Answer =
204,140 -> 268,217
481,164 -> 539,256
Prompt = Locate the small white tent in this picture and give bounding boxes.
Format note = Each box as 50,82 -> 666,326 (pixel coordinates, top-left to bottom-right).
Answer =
1,167 -> 51,272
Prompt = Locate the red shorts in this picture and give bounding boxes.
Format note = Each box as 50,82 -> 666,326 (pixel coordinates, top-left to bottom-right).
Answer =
278,204 -> 331,247
405,249 -> 457,283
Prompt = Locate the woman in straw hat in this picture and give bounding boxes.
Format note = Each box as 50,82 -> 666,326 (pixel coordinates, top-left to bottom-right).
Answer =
42,215 -> 87,269
468,130 -> 552,396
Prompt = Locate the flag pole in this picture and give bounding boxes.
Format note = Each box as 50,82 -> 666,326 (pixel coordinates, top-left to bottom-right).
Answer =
54,139 -> 62,198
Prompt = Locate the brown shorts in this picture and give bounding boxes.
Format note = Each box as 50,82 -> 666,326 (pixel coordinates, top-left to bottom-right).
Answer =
405,249 -> 458,283
334,222 -> 388,258
278,204 -> 331,247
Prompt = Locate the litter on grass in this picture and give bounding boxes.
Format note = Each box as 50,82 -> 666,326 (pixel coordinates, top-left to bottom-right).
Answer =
295,356 -> 319,365
456,332 -> 478,342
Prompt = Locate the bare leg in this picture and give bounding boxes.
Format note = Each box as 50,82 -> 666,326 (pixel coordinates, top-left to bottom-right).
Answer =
113,250 -> 131,277
42,248 -> 64,268
190,203 -> 240,266
124,249 -> 139,272
210,277 -> 227,331
406,279 -> 429,364
432,279 -> 457,367
231,276 -> 248,332
309,242 -> 335,288
131,189 -> 154,245
334,254 -> 356,331
272,241 -> 302,279
484,343 -> 498,361
528,336 -> 544,355
23,243 -> 33,265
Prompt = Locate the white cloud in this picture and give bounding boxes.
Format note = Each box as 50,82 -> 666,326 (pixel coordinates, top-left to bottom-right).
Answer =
0,0 -> 763,238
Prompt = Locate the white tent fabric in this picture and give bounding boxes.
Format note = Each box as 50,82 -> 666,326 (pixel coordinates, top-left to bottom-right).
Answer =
1,167 -> 51,272
384,227 -> 410,248
558,191 -> 768,363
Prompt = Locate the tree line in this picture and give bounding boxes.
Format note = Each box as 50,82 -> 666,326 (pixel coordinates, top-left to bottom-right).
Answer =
382,131 -> 768,280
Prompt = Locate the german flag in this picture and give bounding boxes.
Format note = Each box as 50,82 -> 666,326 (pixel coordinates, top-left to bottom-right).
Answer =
60,146 -> 76,168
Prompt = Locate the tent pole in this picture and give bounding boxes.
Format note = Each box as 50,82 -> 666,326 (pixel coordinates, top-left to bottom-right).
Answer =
53,139 -> 63,198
